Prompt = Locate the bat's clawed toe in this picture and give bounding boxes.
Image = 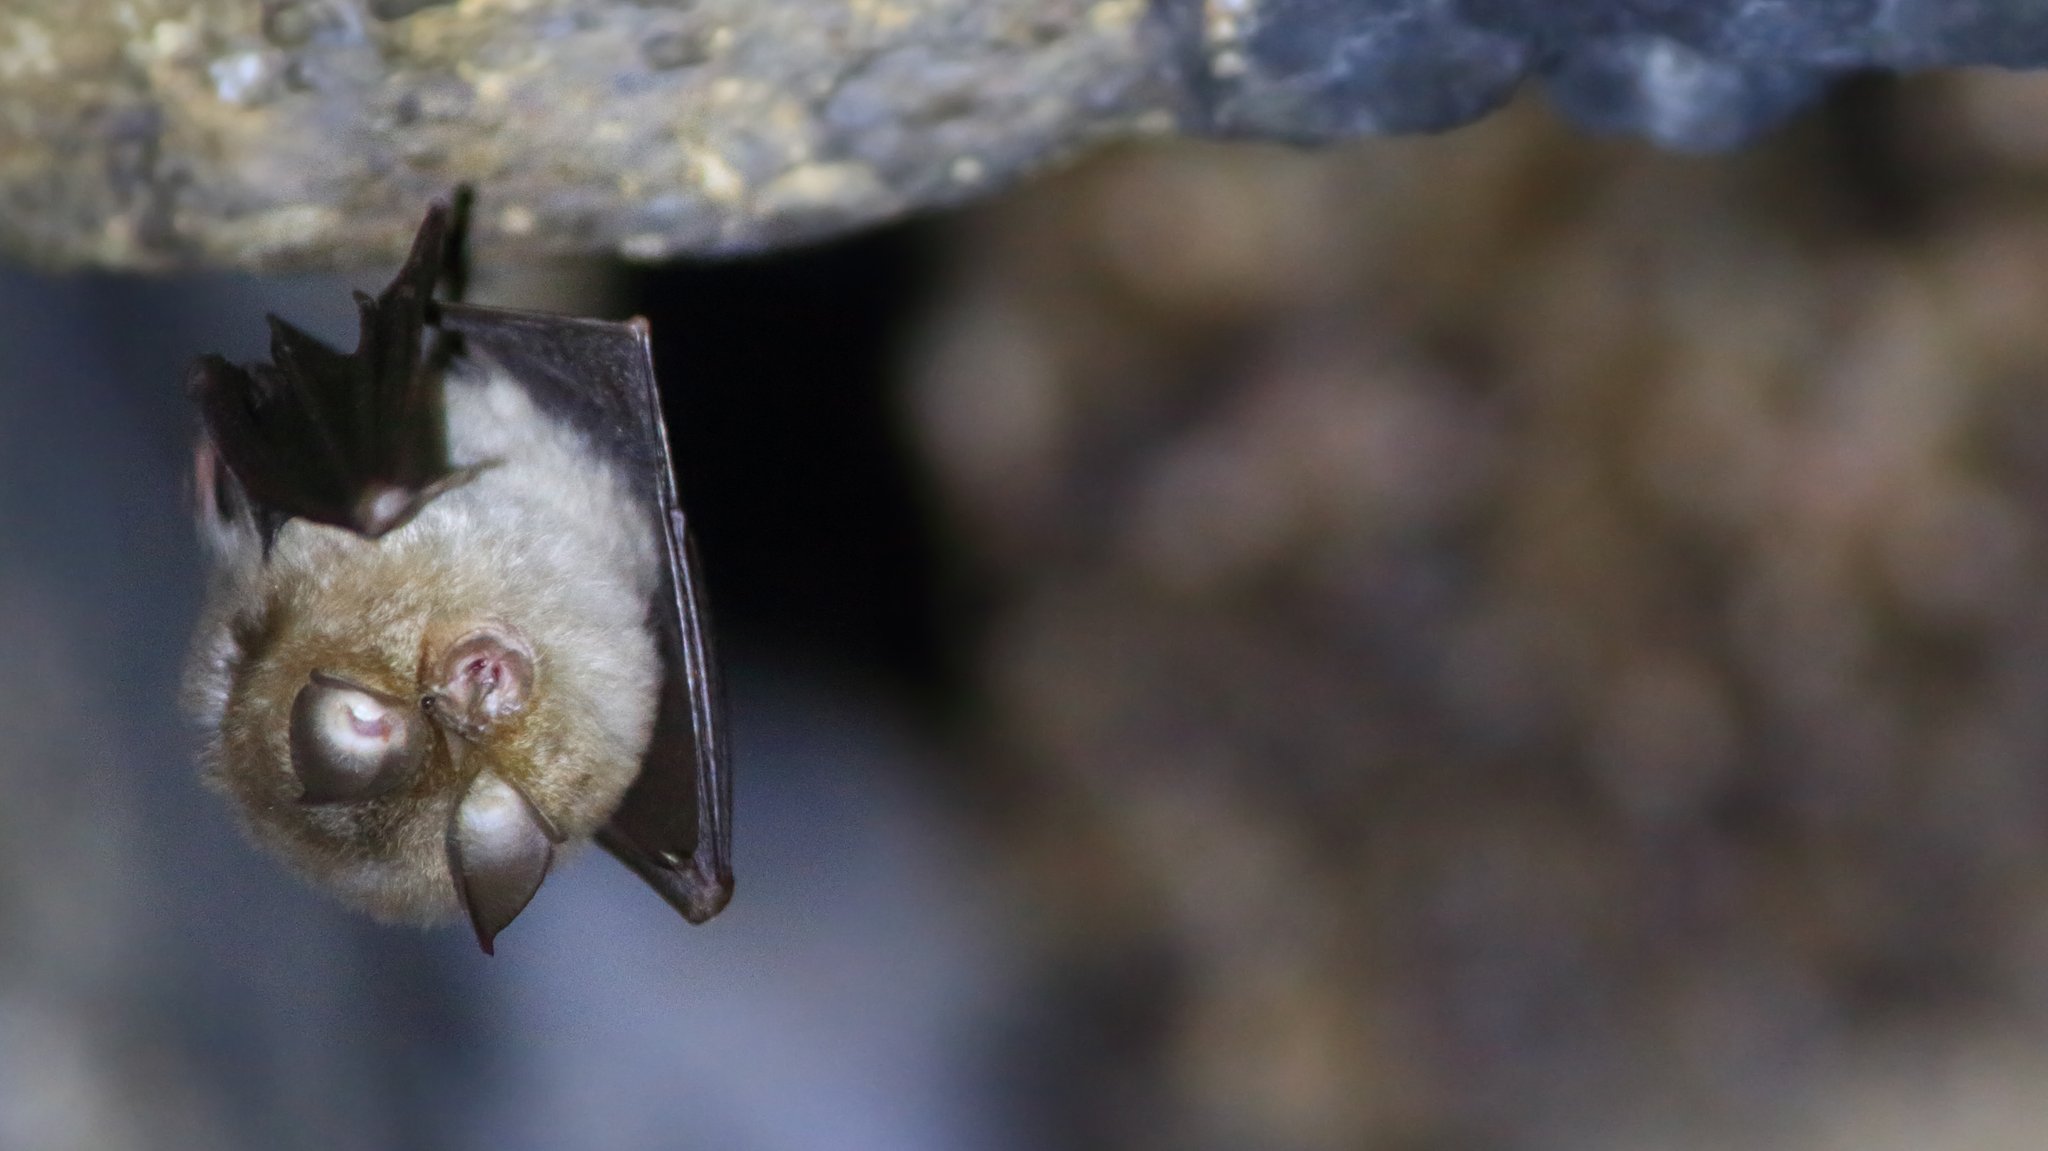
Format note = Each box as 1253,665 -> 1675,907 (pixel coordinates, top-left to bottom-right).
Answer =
351,483 -> 422,539
448,770 -> 553,954
350,464 -> 491,540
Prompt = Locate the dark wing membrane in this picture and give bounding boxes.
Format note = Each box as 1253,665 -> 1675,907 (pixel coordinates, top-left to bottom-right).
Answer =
438,302 -> 734,924
188,201 -> 463,540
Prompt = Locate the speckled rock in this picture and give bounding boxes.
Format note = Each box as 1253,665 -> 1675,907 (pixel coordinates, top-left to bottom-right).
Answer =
0,0 -> 1166,268
8,0 -> 2048,268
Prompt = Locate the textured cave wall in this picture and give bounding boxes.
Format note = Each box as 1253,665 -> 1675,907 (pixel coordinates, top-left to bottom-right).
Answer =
0,0 -> 1166,269
8,0 -> 2048,269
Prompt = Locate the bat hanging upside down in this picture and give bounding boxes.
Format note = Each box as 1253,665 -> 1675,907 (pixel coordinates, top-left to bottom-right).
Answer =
183,196 -> 732,952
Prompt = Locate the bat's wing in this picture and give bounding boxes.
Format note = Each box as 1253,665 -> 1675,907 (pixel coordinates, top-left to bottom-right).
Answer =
187,202 -> 475,542
437,303 -> 735,925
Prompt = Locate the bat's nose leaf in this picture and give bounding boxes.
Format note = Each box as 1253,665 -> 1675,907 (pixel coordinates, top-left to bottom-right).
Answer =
447,770 -> 553,954
290,671 -> 429,804
424,624 -> 534,739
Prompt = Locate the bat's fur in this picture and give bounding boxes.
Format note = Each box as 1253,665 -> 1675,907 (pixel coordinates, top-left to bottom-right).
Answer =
185,368 -> 662,923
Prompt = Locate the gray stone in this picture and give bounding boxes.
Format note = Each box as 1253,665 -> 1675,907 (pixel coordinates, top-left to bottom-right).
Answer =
4,0 -> 2048,268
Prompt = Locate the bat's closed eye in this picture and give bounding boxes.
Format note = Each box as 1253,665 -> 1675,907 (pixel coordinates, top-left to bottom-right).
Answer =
291,671 -> 431,805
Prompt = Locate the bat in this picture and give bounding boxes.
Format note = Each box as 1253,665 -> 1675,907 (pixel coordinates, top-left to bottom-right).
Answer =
182,195 -> 732,953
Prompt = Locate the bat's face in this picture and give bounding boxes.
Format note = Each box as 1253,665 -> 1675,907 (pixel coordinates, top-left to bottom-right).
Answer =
190,372 -> 663,950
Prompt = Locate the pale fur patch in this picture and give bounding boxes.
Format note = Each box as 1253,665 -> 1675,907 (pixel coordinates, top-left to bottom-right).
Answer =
184,368 -> 663,923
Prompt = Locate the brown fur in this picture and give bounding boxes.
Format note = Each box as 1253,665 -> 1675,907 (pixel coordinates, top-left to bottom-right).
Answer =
185,370 -> 662,923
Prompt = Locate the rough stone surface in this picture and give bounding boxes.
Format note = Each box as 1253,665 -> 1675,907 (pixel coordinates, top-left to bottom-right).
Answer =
6,0 -> 2048,268
0,0 -> 1166,269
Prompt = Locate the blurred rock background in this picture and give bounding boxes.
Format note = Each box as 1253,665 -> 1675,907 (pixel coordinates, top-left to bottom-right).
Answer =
910,69 -> 2048,1150
13,60 -> 2048,1151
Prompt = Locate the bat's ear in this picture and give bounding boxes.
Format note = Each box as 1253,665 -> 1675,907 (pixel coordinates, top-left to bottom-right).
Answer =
290,672 -> 430,805
447,770 -> 555,954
